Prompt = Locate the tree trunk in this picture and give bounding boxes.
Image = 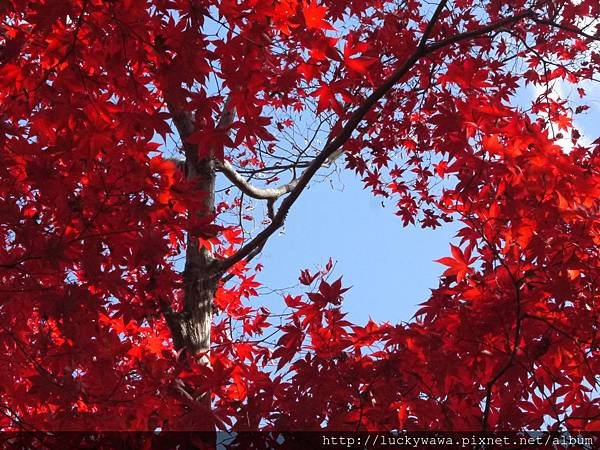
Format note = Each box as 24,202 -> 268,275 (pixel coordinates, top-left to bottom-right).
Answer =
169,152 -> 217,360
161,105 -> 219,433
166,271 -> 216,356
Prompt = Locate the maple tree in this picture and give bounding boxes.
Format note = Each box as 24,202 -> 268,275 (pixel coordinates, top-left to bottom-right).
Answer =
1,0 -> 600,440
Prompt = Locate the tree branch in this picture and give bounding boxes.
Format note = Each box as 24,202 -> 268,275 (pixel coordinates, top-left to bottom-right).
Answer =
417,0 -> 448,50
218,160 -> 299,199
216,8 -> 535,273
531,17 -> 600,42
425,9 -> 534,53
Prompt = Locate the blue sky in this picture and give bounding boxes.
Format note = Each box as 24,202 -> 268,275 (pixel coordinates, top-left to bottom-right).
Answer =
248,79 -> 600,326
164,10 -> 600,328
252,171 -> 460,325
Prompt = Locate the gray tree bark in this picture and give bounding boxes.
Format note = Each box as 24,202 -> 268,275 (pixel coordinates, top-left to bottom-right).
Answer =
164,104 -> 220,361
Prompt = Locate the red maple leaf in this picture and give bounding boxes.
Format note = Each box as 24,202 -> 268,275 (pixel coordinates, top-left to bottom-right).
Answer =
303,2 -> 335,31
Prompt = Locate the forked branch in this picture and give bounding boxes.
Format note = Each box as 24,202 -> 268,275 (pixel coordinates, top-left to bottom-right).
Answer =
216,7 -> 535,273
218,160 -> 298,200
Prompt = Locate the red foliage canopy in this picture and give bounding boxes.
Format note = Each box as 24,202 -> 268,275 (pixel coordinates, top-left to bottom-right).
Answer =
0,0 -> 599,435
